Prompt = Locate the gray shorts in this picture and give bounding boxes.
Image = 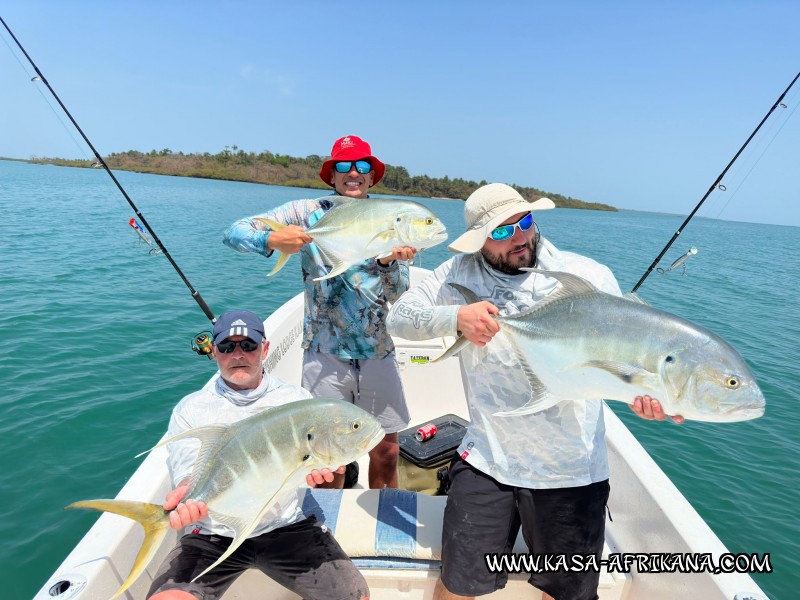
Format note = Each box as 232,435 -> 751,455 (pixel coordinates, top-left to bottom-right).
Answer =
302,350 -> 410,434
147,517 -> 368,600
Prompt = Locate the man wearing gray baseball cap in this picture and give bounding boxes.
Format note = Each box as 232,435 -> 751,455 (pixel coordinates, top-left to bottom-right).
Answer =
388,183 -> 681,600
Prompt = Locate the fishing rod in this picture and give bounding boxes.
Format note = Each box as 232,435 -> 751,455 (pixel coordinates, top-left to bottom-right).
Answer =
631,70 -> 800,293
1,15 -> 216,324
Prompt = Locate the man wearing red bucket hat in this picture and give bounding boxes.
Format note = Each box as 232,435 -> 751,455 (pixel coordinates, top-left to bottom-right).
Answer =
224,135 -> 416,490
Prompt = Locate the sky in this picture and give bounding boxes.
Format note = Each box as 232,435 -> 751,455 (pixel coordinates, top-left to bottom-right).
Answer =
2,1 -> 799,227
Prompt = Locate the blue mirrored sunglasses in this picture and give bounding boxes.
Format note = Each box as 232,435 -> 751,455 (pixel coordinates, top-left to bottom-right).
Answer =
216,339 -> 260,353
334,160 -> 372,174
490,212 -> 535,241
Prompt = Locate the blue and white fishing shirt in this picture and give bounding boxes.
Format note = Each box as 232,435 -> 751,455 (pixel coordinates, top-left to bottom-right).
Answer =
386,237 -> 622,489
166,372 -> 312,538
224,197 -> 409,360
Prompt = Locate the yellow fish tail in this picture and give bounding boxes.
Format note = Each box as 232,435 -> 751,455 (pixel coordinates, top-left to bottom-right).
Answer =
66,499 -> 170,600
252,217 -> 291,276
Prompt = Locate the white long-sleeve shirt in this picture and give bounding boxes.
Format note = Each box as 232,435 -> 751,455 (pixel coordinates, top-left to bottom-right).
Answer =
386,237 -> 622,489
166,372 -> 312,537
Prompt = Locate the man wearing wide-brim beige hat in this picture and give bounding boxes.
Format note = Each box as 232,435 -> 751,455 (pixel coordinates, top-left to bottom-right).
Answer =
387,182 -> 682,600
447,182 -> 555,254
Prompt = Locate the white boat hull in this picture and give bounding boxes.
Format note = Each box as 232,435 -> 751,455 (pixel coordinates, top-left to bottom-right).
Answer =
35,268 -> 767,600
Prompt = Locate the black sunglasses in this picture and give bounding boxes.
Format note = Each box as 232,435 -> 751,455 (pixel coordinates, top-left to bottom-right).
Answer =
216,339 -> 260,353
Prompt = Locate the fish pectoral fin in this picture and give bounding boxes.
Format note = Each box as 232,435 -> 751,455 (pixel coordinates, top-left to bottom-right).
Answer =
366,229 -> 396,249
66,500 -> 170,600
579,360 -> 656,385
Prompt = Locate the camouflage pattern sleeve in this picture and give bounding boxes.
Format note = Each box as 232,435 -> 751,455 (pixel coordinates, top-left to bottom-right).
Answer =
222,199 -> 321,257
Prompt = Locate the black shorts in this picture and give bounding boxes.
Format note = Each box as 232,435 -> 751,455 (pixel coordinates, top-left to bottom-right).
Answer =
441,456 -> 610,600
147,516 -> 368,600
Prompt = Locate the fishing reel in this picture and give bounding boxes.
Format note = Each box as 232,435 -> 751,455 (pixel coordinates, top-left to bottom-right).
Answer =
191,331 -> 214,359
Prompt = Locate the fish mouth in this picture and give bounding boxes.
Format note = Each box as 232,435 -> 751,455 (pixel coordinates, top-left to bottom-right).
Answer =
430,227 -> 448,242
365,424 -> 386,451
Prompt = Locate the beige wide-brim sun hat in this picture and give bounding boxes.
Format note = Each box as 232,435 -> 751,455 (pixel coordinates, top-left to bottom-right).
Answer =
448,183 -> 555,253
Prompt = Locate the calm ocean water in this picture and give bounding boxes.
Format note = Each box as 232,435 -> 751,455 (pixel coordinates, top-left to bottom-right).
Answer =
1,159 -> 797,599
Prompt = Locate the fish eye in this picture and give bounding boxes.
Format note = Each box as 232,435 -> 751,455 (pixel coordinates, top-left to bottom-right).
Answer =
425,217 -> 433,225
351,420 -> 361,431
665,355 -> 675,363
307,433 -> 314,441
726,377 -> 740,388
302,454 -> 311,461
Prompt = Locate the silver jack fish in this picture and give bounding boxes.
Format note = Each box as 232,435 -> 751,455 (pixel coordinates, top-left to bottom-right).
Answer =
256,196 -> 448,280
67,398 -> 385,599
439,269 -> 765,422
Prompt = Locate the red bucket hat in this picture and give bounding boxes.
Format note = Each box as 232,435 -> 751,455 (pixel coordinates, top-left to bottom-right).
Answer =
319,135 -> 386,187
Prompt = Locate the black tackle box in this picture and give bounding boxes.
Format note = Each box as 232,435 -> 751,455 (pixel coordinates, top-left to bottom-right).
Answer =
398,414 -> 469,495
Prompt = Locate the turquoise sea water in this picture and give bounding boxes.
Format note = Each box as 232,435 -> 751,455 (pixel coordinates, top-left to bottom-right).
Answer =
1,159 -> 797,599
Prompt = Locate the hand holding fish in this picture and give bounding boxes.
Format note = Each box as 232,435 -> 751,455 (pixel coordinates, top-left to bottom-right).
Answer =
457,301 -> 501,346
164,484 -> 208,530
378,246 -> 417,266
306,465 -> 347,487
630,395 -> 685,424
266,224 -> 313,254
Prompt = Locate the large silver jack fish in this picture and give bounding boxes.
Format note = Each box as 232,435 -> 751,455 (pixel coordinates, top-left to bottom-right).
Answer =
256,196 -> 448,280
66,398 -> 385,599
439,269 -> 765,422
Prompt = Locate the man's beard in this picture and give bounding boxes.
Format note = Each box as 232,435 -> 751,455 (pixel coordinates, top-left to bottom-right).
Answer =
481,236 -> 538,275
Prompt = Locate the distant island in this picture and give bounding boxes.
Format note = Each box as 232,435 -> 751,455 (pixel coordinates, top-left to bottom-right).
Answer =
14,147 -> 617,211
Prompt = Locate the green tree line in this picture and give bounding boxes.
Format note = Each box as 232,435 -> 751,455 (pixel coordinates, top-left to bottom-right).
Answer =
24,147 -> 617,211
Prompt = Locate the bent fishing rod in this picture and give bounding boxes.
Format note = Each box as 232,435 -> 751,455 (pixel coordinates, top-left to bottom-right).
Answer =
1,15 -> 216,323
631,70 -> 800,294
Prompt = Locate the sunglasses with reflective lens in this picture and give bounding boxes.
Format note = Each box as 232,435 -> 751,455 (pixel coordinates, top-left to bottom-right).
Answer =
216,339 -> 260,353
490,212 -> 535,241
334,160 -> 372,174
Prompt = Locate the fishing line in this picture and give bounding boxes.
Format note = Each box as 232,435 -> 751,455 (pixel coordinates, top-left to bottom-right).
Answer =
1,15 -> 216,323
0,30 -> 91,161
631,70 -> 800,294
710,94 -> 800,220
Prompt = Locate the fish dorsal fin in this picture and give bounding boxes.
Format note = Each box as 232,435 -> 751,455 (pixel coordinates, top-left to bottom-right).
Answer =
191,461 -> 308,582
135,424 -> 230,491
624,292 -> 650,305
505,268 -> 599,319
519,268 -> 599,294
325,195 -> 354,209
